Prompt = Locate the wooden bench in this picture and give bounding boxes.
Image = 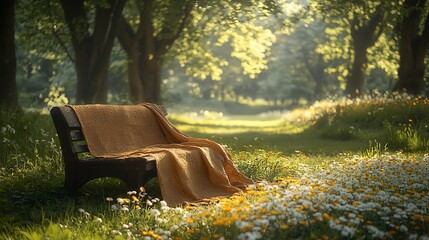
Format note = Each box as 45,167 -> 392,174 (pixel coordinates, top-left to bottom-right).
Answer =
50,106 -> 158,193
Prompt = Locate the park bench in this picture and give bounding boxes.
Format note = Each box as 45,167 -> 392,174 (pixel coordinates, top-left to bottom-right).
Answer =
50,106 -> 161,193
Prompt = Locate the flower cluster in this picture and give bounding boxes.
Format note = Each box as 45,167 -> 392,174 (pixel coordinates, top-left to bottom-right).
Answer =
77,153 -> 428,239
105,188 -> 186,239
176,153 -> 429,239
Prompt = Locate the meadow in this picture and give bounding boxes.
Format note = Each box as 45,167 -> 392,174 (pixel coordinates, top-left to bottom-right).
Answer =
0,94 -> 428,239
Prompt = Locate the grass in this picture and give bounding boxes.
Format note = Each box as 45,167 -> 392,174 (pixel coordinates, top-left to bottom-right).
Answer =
0,94 -> 428,239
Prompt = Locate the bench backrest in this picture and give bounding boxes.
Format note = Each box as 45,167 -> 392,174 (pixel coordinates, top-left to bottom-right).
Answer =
50,107 -> 91,162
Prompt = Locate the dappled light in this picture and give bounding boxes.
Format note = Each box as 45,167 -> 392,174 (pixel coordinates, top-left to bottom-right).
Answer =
2,94 -> 429,238
2,0 -> 429,238
169,111 -> 304,135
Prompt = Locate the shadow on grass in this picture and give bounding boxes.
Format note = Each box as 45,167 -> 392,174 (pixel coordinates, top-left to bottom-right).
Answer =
0,170 -> 161,236
184,127 -> 369,156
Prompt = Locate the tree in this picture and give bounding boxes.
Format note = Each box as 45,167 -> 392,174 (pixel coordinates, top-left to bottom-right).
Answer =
295,22 -> 331,100
117,0 -> 277,104
313,0 -> 399,98
117,0 -> 193,103
60,0 -> 126,103
393,0 -> 429,95
0,0 -> 19,108
346,5 -> 385,98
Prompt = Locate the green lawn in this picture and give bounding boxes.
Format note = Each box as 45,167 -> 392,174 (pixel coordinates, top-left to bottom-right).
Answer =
0,96 -> 428,239
168,111 -> 369,155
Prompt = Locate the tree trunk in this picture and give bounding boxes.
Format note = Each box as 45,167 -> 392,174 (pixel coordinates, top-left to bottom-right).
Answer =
139,9 -> 162,103
301,48 -> 325,100
345,43 -> 367,98
60,0 -> 126,104
128,47 -> 145,102
0,0 -> 18,108
116,17 -> 144,102
346,10 -> 384,98
118,0 -> 193,104
392,0 -> 429,95
141,55 -> 163,103
117,3 -> 162,104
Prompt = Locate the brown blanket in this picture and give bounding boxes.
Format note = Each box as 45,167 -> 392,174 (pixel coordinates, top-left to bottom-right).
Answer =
70,103 -> 252,206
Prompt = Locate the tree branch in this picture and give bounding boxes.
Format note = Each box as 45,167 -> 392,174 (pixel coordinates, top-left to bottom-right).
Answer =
157,0 -> 195,55
117,16 -> 136,53
46,0 -> 75,62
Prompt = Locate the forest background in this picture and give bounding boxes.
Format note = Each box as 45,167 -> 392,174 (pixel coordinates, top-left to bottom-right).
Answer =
1,0 -> 428,110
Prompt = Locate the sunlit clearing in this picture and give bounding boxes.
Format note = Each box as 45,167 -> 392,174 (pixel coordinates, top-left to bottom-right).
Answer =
168,111 -> 308,135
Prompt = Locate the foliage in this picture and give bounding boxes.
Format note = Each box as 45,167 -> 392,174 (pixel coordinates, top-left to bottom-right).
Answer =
312,0 -> 401,90
13,0 -> 427,107
259,21 -> 333,105
44,84 -> 69,107
171,1 -> 277,81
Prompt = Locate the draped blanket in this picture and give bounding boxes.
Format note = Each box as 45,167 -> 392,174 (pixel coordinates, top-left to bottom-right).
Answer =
69,104 -> 253,206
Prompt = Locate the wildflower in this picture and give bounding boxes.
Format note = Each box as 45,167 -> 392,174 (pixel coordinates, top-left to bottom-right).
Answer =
150,209 -> 161,217
141,230 -> 162,240
106,197 -> 113,202
399,225 -> 408,232
367,225 -> 385,239
160,200 -> 168,207
95,217 -> 103,223
78,208 -> 90,217
313,212 -> 323,221
237,231 -> 262,240
174,207 -> 183,214
170,225 -> 179,232
322,213 -> 333,221
127,190 -> 137,195
341,226 -> 356,238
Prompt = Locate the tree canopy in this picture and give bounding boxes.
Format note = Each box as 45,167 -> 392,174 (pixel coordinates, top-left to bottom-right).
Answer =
3,0 -> 428,108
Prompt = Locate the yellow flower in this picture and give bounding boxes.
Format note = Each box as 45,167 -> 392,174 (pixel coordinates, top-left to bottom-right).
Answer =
413,213 -> 423,221
322,213 -> 333,221
299,220 -> 308,225
213,218 -> 226,226
279,223 -> 288,230
213,234 -> 223,239
141,230 -> 162,240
